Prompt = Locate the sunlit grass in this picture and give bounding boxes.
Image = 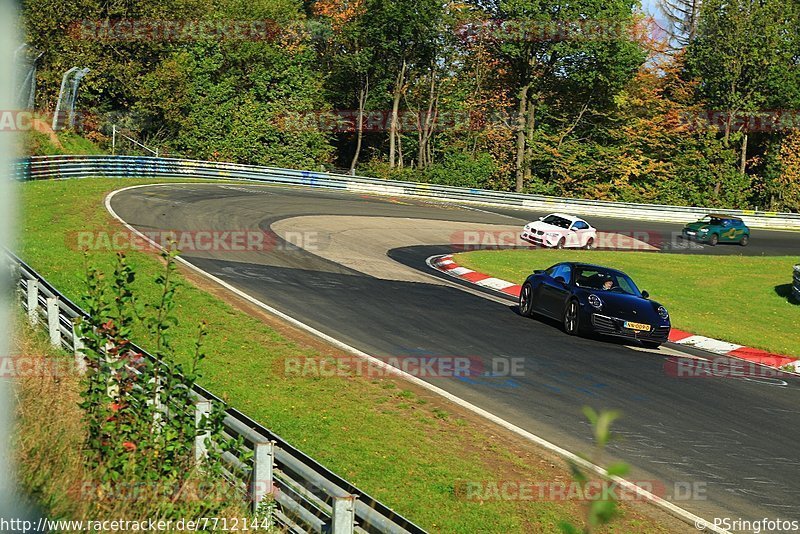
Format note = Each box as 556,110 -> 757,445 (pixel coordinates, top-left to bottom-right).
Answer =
454,249 -> 800,356
16,177 -> 676,533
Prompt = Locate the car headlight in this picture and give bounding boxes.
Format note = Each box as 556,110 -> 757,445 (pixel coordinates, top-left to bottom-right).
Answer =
588,294 -> 603,309
657,306 -> 669,319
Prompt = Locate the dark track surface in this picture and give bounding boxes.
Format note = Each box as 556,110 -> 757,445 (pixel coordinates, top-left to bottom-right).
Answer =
110,183 -> 800,526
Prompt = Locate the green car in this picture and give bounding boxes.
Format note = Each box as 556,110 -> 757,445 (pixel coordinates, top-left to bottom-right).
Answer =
682,214 -> 750,246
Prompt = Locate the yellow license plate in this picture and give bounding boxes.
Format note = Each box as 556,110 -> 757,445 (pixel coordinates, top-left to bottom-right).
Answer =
623,321 -> 651,332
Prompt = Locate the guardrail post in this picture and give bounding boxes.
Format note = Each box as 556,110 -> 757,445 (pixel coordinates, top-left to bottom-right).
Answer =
26,279 -> 38,325
46,297 -> 60,347
72,323 -> 86,374
331,494 -> 357,534
194,398 -> 212,462
251,439 -> 275,513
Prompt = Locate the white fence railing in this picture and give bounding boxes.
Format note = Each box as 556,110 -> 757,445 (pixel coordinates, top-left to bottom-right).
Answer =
8,252 -> 424,534
13,155 -> 800,229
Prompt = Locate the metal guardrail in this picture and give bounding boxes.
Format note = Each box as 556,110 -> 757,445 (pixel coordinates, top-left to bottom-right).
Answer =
12,155 -> 800,229
793,264 -> 800,302
7,252 -> 425,534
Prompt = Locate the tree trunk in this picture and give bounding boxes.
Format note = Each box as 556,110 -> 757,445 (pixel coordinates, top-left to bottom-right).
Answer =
417,69 -> 438,170
515,83 -> 530,192
523,96 -> 536,183
389,61 -> 406,169
397,129 -> 404,168
740,132 -> 748,175
349,79 -> 368,173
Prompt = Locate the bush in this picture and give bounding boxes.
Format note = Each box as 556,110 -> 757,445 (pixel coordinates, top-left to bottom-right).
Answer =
359,152 -> 496,189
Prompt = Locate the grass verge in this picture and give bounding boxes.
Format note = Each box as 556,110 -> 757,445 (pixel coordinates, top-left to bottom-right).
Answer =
12,319 -> 259,533
453,249 -> 800,357
15,177 -> 683,532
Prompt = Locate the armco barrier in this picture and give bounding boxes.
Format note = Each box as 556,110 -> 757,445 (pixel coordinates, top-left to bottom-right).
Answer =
7,252 -> 425,534
13,155 -> 800,229
793,264 -> 800,302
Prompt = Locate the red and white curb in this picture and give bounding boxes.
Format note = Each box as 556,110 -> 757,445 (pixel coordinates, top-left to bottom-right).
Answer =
428,254 -> 523,297
429,254 -> 800,372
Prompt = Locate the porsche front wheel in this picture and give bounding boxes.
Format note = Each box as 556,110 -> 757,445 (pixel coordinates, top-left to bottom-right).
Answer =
519,283 -> 534,317
563,299 -> 580,335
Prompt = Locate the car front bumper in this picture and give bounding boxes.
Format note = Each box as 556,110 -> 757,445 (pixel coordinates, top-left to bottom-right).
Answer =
521,231 -> 549,247
590,313 -> 670,342
681,229 -> 710,242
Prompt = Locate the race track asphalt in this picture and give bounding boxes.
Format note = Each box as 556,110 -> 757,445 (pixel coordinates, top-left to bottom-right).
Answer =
109,183 -> 800,527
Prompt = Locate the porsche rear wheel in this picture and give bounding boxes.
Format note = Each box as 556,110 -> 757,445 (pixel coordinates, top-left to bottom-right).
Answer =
519,283 -> 534,317
739,234 -> 749,246
563,299 -> 580,335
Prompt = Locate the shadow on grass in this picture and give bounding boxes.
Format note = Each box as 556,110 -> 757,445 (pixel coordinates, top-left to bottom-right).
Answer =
774,284 -> 800,305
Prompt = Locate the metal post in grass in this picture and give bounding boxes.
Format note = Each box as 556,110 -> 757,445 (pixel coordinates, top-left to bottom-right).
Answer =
25,278 -> 37,325
194,398 -> 212,462
8,261 -> 19,303
251,439 -> 275,513
331,494 -> 357,534
46,297 -> 59,347
52,67 -> 77,131
72,323 -> 86,374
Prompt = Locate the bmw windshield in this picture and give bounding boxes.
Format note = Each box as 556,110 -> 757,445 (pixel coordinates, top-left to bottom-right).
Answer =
541,215 -> 572,229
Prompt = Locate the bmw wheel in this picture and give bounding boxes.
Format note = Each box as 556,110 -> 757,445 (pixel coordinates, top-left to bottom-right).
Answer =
563,299 -> 580,335
519,283 -> 534,317
708,233 -> 718,246
739,234 -> 749,246
584,237 -> 594,250
556,237 -> 566,249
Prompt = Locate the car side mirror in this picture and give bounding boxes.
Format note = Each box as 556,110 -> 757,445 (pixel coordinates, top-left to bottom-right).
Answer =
641,290 -> 649,299
554,276 -> 566,285
538,216 -> 544,221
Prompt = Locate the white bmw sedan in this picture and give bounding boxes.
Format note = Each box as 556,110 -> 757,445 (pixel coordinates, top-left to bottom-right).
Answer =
520,213 -> 597,249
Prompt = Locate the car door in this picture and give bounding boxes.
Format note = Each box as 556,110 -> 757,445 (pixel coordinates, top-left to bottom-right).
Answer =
538,264 -> 572,317
570,221 -> 590,247
719,219 -> 735,242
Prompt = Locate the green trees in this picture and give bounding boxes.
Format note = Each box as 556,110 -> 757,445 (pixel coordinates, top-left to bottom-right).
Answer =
21,0 -> 800,211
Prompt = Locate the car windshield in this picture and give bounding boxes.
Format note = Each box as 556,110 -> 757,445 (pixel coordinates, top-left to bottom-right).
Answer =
574,267 -> 641,296
541,215 -> 572,229
699,215 -> 723,226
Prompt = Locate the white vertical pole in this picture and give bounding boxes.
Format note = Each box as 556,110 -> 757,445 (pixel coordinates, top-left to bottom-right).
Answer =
46,297 -> 60,347
194,399 -> 212,462
251,439 -> 275,513
112,124 -> 116,155
25,279 -> 38,325
1,1 -> 20,514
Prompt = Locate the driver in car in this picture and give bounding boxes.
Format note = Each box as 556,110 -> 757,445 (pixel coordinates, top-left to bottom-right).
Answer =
602,279 -> 614,290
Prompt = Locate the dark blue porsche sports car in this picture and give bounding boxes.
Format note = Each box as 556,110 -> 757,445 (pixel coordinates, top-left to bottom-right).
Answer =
518,262 -> 671,348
